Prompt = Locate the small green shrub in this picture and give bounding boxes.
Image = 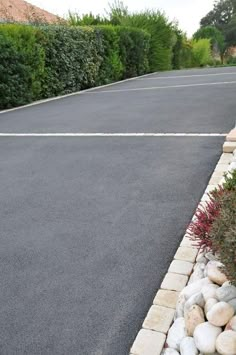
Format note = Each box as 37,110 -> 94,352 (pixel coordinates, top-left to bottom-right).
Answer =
223,169 -> 236,190
227,56 -> 236,64
210,189 -> 236,286
192,38 -> 212,67
188,169 -> 236,285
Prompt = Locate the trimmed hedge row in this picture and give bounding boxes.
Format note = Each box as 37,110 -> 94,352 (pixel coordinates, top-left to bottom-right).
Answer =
0,24 -> 150,109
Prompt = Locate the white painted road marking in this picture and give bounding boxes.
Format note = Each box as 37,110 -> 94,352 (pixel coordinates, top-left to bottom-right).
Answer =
0,133 -> 227,137
85,81 -> 236,94
0,71 -> 158,115
137,72 -> 236,80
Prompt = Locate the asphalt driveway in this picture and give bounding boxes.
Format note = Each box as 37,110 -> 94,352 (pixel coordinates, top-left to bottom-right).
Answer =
0,67 -> 235,355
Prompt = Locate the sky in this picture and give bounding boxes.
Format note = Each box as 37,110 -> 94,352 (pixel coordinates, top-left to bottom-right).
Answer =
27,0 -> 215,36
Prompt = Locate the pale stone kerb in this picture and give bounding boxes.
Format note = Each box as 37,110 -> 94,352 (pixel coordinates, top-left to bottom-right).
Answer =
226,128 -> 236,142
161,273 -> 188,292
217,153 -> 233,164
130,329 -> 166,355
174,246 -> 198,263
223,141 -> 236,153
142,305 -> 175,334
153,290 -> 180,309
168,260 -> 194,276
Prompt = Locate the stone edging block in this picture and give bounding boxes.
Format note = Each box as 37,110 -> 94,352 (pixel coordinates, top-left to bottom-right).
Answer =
226,128 -> 236,142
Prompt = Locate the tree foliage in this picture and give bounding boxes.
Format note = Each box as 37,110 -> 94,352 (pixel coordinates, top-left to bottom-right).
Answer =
200,0 -> 236,28
200,0 -> 236,49
107,9 -> 175,71
194,26 -> 225,53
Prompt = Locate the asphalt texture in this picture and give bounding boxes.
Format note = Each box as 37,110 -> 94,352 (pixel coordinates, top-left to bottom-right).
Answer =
0,67 -> 235,355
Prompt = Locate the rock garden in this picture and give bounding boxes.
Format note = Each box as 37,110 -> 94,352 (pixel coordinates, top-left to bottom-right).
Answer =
162,160 -> 236,355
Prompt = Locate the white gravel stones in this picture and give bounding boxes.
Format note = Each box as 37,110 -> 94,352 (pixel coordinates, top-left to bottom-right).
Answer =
184,292 -> 205,316
228,298 -> 236,312
204,298 -> 218,314
202,284 -> 219,301
196,255 -> 208,265
179,337 -> 198,355
161,348 -> 179,355
216,330 -> 236,355
216,285 -> 236,302
181,277 -> 212,299
193,322 -> 222,353
189,263 -> 205,283
175,294 -> 186,319
205,252 -> 218,261
206,261 -> 228,285
185,305 -> 205,336
226,316 -> 236,331
207,302 -> 235,327
166,317 -> 187,350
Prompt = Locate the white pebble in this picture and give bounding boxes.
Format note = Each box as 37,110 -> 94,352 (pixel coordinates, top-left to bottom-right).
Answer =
189,264 -> 205,284
161,348 -> 180,355
185,305 -> 205,336
216,285 -> 236,302
194,322 -> 222,353
204,298 -> 218,314
226,316 -> 236,331
202,284 -> 219,301
175,294 -> 186,319
179,337 -> 198,355
182,278 -> 212,299
216,330 -> 236,355
207,302 -> 234,327
184,292 -> 205,316
206,261 -> 228,285
167,317 -> 187,350
228,298 -> 236,312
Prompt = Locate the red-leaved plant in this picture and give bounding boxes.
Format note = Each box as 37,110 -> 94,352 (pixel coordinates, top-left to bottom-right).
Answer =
187,187 -> 225,251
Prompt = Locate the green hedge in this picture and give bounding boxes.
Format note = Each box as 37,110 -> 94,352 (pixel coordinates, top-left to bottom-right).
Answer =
0,24 -> 44,108
0,23 -> 151,109
39,26 -> 103,98
94,25 -> 124,84
116,26 -> 150,78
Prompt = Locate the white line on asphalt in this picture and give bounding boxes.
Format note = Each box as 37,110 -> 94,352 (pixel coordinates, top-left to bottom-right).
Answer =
137,72 -> 236,80
0,71 -> 157,115
85,81 -> 236,94
0,133 -> 227,137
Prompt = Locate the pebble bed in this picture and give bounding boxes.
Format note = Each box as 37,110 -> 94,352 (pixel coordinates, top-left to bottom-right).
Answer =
162,150 -> 236,355
162,252 -> 236,355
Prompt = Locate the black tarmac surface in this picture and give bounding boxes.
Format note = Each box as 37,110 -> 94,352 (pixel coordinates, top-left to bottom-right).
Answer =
0,67 -> 235,355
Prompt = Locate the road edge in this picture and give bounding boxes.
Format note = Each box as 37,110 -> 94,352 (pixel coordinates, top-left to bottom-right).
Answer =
130,130 -> 236,355
0,71 -> 157,115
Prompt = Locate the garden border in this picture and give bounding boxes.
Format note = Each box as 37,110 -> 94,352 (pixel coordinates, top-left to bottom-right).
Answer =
130,129 -> 236,355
